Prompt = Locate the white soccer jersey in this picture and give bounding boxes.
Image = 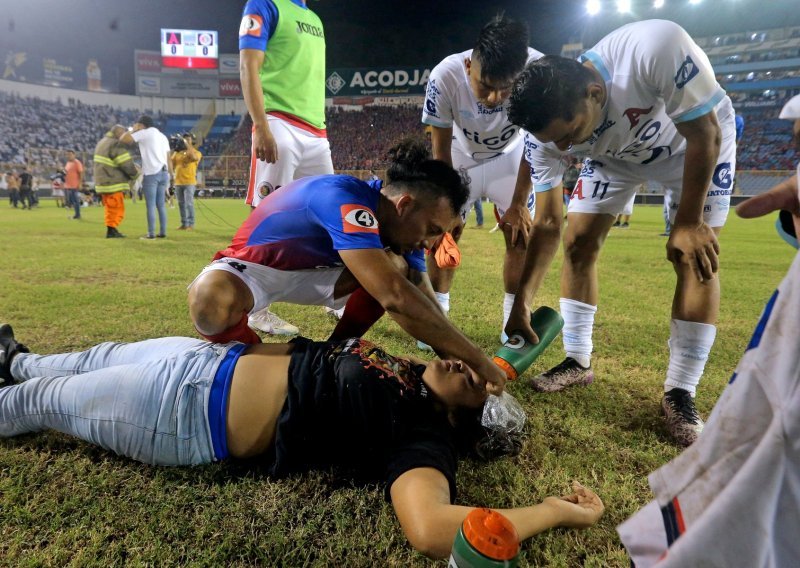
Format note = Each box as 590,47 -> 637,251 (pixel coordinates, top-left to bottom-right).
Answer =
525,19 -> 734,192
423,47 -> 543,162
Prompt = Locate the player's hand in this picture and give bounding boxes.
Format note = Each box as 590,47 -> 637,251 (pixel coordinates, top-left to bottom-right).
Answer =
666,222 -> 720,283
543,481 -> 605,529
474,356 -> 507,396
498,202 -> 533,247
504,303 -> 539,345
736,182 -> 800,219
253,123 -> 278,163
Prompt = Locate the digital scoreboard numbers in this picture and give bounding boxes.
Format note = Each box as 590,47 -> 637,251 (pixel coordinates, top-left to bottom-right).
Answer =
161,29 -> 218,69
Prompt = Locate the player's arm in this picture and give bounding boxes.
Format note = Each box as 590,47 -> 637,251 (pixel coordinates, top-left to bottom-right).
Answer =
429,125 -> 453,168
498,153 -> 535,247
669,111 -> 722,282
390,468 -> 604,560
339,248 -> 506,393
240,48 -> 277,164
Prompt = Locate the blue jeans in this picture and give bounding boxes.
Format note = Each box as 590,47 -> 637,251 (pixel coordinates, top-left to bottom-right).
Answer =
175,184 -> 196,228
473,198 -> 484,226
66,188 -> 81,218
0,338 -> 233,466
142,170 -> 169,237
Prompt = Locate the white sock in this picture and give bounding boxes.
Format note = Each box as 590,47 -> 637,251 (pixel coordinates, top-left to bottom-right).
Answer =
665,319 -> 717,396
333,306 -> 345,319
434,291 -> 450,315
502,293 -> 515,338
560,298 -> 597,368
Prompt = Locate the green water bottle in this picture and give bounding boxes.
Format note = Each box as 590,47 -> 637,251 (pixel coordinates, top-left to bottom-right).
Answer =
493,306 -> 564,381
449,508 -> 519,567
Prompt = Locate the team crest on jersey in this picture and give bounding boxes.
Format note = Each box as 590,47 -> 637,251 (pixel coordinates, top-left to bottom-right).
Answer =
239,15 -> 262,38
674,56 -> 699,89
623,106 -> 654,130
712,162 -> 733,190
341,204 -> 379,234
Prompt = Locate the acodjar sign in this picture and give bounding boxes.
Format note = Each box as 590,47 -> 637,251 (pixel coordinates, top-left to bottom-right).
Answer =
326,67 -> 432,97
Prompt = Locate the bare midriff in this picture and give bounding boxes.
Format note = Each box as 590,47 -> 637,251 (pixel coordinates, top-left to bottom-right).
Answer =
225,342 -> 295,458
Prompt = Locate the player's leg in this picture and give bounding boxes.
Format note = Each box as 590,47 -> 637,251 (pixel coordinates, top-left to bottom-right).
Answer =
660,122 -> 735,446
531,162 -> 636,392
485,144 -> 535,342
188,262 -> 261,344
244,117 -> 302,334
424,151 -> 480,320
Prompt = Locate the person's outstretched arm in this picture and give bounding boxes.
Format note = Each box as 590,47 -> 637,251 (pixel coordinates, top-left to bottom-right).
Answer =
390,467 -> 604,560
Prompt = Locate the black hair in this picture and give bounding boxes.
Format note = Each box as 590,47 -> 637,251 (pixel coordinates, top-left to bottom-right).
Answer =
472,14 -> 530,81
385,138 -> 470,215
508,55 -> 597,133
451,406 -> 523,462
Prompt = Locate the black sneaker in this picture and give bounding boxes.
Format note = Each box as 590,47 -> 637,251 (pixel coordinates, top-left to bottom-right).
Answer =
529,357 -> 594,392
661,388 -> 704,447
0,324 -> 29,386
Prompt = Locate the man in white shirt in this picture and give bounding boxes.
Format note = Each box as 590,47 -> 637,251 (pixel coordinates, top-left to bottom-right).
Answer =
421,15 -> 542,344
120,115 -> 173,239
506,20 -> 737,446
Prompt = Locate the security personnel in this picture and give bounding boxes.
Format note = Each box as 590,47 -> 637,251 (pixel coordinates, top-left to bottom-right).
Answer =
93,125 -> 139,238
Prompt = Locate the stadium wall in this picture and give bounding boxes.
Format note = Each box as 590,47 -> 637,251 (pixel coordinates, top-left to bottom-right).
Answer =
0,79 -> 247,116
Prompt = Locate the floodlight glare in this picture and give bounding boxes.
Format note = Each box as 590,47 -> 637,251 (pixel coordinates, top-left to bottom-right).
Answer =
587,0 -> 601,15
654,0 -> 665,8
618,0 -> 632,13
689,0 -> 702,5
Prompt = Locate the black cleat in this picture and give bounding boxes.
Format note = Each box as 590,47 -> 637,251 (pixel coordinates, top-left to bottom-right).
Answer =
661,388 -> 704,447
0,324 -> 29,386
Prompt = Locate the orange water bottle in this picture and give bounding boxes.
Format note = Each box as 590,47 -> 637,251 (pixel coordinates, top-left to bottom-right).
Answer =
449,508 -> 519,567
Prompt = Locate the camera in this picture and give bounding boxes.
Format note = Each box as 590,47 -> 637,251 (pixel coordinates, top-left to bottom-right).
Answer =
169,134 -> 187,152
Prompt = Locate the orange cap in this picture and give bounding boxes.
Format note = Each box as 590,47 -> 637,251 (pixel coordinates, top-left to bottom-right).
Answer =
462,508 -> 519,560
492,356 -> 518,380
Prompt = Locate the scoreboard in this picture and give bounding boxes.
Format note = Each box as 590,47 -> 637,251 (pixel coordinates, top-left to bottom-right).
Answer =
161,29 -> 218,69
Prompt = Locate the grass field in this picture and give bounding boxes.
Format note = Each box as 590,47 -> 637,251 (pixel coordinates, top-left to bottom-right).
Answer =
0,198 -> 795,566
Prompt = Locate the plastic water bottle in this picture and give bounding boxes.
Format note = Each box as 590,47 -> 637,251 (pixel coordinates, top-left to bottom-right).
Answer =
493,306 -> 564,381
449,508 -> 519,567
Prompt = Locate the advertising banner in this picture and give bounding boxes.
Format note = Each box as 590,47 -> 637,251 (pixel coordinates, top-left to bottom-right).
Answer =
3,51 -> 119,92
134,50 -> 242,97
219,78 -> 242,97
219,54 -> 240,75
325,67 -> 431,97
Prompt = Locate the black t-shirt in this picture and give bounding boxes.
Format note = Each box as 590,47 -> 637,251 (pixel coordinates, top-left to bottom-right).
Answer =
19,172 -> 33,189
267,337 -> 458,502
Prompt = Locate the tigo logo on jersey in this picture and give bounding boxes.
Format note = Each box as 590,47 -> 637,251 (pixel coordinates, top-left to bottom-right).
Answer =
341,204 -> 379,234
239,15 -> 262,38
674,56 -> 699,89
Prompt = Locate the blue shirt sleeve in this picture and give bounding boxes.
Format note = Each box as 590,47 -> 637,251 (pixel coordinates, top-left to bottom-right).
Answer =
403,250 -> 427,273
306,178 -> 385,252
239,0 -> 279,52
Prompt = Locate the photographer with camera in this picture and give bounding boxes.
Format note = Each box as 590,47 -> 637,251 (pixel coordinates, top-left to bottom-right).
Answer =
119,115 -> 172,239
170,132 -> 202,230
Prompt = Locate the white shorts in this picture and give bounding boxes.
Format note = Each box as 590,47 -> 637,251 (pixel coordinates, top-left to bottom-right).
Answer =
452,138 -> 535,221
52,189 -> 64,198
189,258 -> 349,313
568,121 -> 737,228
245,115 -> 334,207
621,194 -> 635,216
